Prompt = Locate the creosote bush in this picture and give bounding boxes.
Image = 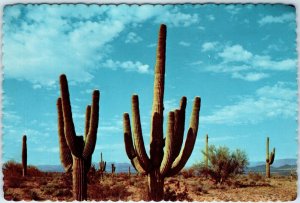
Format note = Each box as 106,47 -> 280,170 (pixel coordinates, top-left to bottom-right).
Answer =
198,145 -> 248,184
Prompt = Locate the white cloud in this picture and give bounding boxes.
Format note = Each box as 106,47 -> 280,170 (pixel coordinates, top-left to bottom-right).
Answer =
258,13 -> 295,26
3,5 -> 197,87
125,32 -> 143,44
201,41 -> 218,52
253,56 -> 296,71
207,14 -> 215,21
195,44 -> 297,82
201,83 -> 297,125
225,5 -> 241,15
102,59 -> 150,74
232,72 -> 269,81
179,41 -> 190,47
218,45 -> 253,62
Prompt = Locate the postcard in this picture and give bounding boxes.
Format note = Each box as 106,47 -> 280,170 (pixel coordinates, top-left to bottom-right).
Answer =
1,2 -> 298,202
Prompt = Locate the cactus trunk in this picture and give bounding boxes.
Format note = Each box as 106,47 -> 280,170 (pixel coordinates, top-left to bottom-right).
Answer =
73,157 -> 87,201
148,170 -> 164,201
205,134 -> 208,167
22,135 -> 27,177
123,24 -> 201,201
266,162 -> 270,178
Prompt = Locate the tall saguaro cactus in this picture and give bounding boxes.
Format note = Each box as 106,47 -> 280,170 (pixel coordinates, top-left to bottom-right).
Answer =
266,137 -> 275,178
57,74 -> 100,201
22,135 -> 27,177
123,24 -> 201,201
99,152 -> 106,180
205,134 -> 208,168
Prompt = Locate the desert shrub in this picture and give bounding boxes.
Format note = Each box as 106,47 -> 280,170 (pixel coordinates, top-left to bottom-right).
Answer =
196,145 -> 248,184
3,160 -> 43,177
164,186 -> 192,201
248,171 -> 264,182
88,182 -> 131,201
181,168 -> 195,178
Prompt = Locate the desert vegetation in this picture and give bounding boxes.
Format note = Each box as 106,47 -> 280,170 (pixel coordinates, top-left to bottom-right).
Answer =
3,160 -> 297,201
2,24 -> 297,202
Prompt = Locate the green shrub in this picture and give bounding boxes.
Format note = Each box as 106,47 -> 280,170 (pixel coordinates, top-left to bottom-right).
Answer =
196,145 -> 248,184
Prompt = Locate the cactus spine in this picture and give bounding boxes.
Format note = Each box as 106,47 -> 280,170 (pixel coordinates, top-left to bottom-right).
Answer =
57,74 -> 100,201
123,24 -> 201,201
99,152 -> 106,180
266,137 -> 275,178
205,134 -> 208,167
22,135 -> 27,177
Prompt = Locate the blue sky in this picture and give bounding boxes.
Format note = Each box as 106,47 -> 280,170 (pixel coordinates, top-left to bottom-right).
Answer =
2,4 -> 298,167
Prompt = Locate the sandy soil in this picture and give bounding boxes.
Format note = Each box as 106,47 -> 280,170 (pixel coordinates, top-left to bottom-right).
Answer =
3,172 -> 297,201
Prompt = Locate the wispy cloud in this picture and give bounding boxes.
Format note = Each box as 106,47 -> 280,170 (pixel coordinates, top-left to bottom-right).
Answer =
201,41 -> 219,52
195,44 -> 297,81
179,41 -> 190,47
225,5 -> 241,15
201,82 -> 297,125
102,59 -> 150,74
3,5 -> 198,87
258,13 -> 295,26
125,32 -> 142,44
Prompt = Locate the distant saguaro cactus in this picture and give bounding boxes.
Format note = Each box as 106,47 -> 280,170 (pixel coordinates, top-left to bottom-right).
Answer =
99,152 -> 106,180
128,166 -> 131,177
123,24 -> 201,201
22,135 -> 27,177
266,137 -> 275,178
111,163 -> 116,175
205,134 -> 208,167
57,74 -> 100,201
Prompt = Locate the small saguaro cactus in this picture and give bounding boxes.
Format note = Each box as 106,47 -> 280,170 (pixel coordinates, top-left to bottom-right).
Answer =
111,163 -> 116,175
57,74 -> 100,201
128,166 -> 131,177
123,24 -> 201,201
266,137 -> 275,178
22,135 -> 27,177
205,134 -> 208,168
99,152 -> 106,180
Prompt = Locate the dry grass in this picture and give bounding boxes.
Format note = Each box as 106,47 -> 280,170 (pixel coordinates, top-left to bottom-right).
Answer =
3,162 -> 297,201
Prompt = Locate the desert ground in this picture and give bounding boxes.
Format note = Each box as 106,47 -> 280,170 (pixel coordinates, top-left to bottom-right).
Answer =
3,162 -> 297,201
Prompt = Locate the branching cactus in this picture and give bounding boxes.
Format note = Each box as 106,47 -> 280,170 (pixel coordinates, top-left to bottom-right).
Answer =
57,74 -> 100,201
111,163 -> 116,175
22,135 -> 27,177
205,134 -> 208,168
123,24 -> 201,201
266,137 -> 275,178
99,152 -> 106,180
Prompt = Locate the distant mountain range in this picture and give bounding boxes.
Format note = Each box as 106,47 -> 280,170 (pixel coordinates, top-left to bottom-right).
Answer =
37,158 -> 297,174
37,162 -> 135,173
248,158 -> 297,168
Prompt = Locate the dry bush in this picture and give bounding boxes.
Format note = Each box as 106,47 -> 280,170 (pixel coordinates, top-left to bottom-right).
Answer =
88,181 -> 131,201
248,172 -> 264,182
181,168 -> 195,179
164,185 -> 192,201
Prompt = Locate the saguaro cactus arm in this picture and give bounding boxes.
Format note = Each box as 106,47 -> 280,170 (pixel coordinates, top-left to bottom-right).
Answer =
131,95 -> 151,170
160,111 -> 175,176
172,97 -> 187,161
60,74 -> 80,157
123,113 -> 149,174
166,97 -> 201,177
269,148 -> 275,164
57,98 -> 73,172
84,105 -> 91,139
82,90 -> 100,159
